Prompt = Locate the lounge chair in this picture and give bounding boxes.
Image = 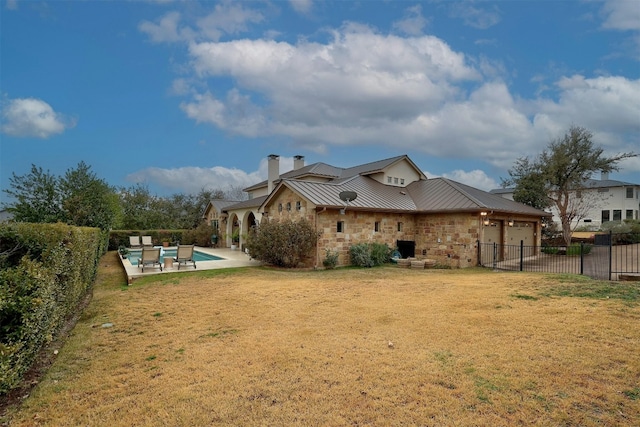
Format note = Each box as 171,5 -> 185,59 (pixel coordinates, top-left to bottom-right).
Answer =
138,247 -> 163,273
141,235 -> 153,247
174,245 -> 196,270
129,236 -> 142,248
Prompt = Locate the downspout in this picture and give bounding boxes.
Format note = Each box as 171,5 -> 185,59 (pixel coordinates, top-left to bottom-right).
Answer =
316,207 -> 327,268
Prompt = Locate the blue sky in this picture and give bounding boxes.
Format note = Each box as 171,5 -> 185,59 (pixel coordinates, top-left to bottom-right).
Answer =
1,0 -> 639,202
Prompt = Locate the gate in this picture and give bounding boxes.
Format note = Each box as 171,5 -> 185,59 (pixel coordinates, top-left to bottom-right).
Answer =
477,232 -> 639,281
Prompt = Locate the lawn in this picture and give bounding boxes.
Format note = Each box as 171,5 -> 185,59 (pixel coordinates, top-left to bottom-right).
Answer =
3,251 -> 639,426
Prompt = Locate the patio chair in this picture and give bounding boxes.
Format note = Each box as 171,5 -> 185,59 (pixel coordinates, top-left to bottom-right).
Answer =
129,235 -> 142,248
174,244 -> 196,270
138,247 -> 163,273
141,235 -> 153,247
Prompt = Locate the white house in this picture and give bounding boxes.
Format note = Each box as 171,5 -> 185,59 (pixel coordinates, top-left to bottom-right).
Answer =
491,172 -> 640,230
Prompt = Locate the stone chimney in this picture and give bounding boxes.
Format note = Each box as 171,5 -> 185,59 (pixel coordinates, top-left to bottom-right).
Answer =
601,171 -> 609,181
293,155 -> 305,170
268,154 -> 279,194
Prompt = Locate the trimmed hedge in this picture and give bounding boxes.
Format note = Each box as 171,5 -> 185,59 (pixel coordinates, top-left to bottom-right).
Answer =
0,222 -> 105,395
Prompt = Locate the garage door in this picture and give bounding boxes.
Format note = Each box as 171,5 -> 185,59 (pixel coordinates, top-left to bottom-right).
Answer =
507,222 -> 535,257
482,221 -> 503,263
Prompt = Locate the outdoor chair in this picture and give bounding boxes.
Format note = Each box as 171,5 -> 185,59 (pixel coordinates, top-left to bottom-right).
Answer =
129,235 -> 142,248
141,235 -> 153,247
174,245 -> 196,270
138,247 -> 163,273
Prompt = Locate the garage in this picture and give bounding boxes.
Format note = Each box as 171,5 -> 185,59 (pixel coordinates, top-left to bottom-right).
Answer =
506,221 -> 536,257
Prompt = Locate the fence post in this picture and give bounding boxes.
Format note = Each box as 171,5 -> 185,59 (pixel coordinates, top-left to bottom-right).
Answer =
477,240 -> 481,266
608,230 -> 613,281
580,242 -> 584,275
492,242 -> 497,270
520,240 -> 524,271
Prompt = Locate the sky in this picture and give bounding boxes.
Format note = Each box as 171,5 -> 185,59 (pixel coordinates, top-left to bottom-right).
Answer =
1,0 -> 639,204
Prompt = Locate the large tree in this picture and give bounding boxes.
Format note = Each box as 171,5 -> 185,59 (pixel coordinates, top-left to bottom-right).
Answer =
4,165 -> 64,224
504,126 -> 637,246
60,161 -> 122,230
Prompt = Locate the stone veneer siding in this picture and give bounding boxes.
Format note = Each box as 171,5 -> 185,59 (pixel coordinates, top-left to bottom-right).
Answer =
265,187 -> 541,269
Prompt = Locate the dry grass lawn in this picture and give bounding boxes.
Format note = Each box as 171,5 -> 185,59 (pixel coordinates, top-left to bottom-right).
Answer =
3,251 -> 639,426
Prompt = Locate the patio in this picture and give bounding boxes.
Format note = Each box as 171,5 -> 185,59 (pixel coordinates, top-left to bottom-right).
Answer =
120,246 -> 261,283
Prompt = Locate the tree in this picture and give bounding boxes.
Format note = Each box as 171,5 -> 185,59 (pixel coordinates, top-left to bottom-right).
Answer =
3,165 -> 64,223
504,126 -> 637,246
60,161 -> 122,230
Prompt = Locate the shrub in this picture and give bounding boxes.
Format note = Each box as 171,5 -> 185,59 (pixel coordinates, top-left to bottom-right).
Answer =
246,218 -> 319,268
566,244 -> 592,256
182,223 -> 215,246
322,249 -> 339,269
349,243 -> 391,267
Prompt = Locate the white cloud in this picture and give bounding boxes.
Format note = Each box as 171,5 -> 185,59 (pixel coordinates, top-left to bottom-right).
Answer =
392,5 -> 428,36
601,0 -> 640,31
448,3 -> 501,30
175,23 -> 640,177
126,156 -> 299,194
442,169 -> 499,191
139,2 -> 263,43
289,0 -> 313,15
1,97 -> 75,138
139,11 -> 192,43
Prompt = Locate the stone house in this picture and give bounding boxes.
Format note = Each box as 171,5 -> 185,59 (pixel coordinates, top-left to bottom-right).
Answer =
205,154 -> 550,268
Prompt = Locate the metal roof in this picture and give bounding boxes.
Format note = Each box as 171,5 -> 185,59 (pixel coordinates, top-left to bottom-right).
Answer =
408,179 -> 551,216
224,195 -> 268,211
265,176 -> 549,216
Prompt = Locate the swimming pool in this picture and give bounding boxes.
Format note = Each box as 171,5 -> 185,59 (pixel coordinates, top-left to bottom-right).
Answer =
127,248 -> 222,266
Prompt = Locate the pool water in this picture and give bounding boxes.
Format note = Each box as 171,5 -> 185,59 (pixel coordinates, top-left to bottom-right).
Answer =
127,248 -> 222,266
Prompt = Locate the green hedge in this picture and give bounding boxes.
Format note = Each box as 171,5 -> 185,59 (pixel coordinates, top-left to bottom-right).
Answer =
0,222 -> 105,395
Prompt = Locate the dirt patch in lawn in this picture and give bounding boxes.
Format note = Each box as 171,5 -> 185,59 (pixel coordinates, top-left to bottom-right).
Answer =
3,252 -> 639,426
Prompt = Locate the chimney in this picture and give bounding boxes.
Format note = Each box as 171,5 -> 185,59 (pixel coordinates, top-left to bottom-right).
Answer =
601,171 -> 609,181
268,154 -> 279,194
293,155 -> 305,170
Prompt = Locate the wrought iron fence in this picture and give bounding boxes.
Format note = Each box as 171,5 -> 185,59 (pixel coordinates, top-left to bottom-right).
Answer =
477,232 -> 640,281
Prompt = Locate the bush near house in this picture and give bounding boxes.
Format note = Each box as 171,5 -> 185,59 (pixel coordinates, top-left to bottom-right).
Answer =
349,243 -> 392,267
0,223 -> 105,395
246,218 -> 319,268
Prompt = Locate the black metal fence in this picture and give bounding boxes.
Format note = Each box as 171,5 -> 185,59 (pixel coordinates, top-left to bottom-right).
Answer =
477,232 -> 640,281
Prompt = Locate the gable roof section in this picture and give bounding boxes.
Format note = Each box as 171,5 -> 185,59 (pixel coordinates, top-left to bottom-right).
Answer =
243,154 -> 427,192
409,178 -> 551,216
338,155 -> 426,179
203,199 -> 242,217
269,176 -> 417,212
224,195 -> 268,211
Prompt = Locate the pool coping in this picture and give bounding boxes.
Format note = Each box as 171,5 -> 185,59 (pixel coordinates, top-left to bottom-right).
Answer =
120,246 -> 262,284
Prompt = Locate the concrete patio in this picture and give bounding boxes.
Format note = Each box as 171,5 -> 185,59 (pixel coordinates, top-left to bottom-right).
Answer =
120,246 -> 262,283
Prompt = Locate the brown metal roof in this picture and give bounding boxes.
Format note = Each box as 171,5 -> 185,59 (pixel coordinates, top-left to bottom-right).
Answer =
265,176 -> 550,217
407,178 -> 551,216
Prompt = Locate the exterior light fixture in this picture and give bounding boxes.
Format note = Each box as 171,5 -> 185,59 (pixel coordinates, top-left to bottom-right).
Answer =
508,219 -> 514,227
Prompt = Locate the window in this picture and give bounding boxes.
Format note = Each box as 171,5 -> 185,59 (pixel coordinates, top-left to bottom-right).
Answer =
400,178 -> 405,185
337,221 -> 344,233
278,203 -> 282,212
626,188 -> 634,198
576,190 -> 582,199
387,176 -> 392,184
626,210 -> 634,220
394,177 -> 399,184
374,221 -> 380,232
296,201 -> 301,211
397,222 -> 403,232
601,210 -> 610,223
211,220 -> 219,230
613,210 -> 622,221
286,202 -> 291,211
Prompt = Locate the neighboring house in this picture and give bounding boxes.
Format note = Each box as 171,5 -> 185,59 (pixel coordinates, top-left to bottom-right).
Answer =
208,154 -> 550,268
491,172 -> 640,230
